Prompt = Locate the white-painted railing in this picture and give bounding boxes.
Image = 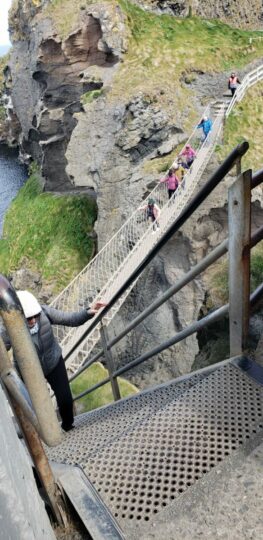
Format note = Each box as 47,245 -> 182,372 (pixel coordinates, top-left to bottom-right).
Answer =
51,63 -> 263,375
225,64 -> 263,117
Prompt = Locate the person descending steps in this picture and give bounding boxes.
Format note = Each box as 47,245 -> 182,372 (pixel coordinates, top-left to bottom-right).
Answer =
228,72 -> 241,96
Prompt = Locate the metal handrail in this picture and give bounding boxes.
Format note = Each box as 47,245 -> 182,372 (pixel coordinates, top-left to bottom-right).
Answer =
0,275 -> 62,447
55,62 -> 263,376
73,282 -> 263,402
66,141 -> 249,363
51,103 -> 223,373
70,214 -> 263,386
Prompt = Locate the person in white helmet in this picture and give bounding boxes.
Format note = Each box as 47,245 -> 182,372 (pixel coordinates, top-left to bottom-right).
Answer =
2,290 -> 105,432
197,115 -> 212,141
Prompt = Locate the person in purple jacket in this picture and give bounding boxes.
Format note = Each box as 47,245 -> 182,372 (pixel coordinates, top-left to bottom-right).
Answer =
160,168 -> 179,199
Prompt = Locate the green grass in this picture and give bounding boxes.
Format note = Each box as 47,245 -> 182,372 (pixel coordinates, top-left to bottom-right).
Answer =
44,0 -> 110,39
0,54 -> 9,93
71,361 -> 138,412
217,81 -> 263,171
208,242 -> 263,305
0,164 -> 97,293
110,1 -> 263,125
81,89 -> 103,105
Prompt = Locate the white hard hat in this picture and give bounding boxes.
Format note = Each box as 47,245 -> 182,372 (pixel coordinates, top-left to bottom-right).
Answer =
16,291 -> 42,318
172,162 -> 179,169
203,115 -> 208,121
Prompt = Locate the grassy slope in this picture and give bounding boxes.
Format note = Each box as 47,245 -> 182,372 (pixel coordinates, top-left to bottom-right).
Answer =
71,362 -> 138,413
0,165 -> 96,293
111,2 -> 263,122
210,82 -> 263,304
217,81 -> 263,171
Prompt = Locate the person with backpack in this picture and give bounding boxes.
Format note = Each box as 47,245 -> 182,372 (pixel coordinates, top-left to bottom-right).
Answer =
197,115 -> 212,141
139,198 -> 160,232
173,160 -> 186,188
228,72 -> 241,96
179,144 -> 197,169
160,168 -> 179,199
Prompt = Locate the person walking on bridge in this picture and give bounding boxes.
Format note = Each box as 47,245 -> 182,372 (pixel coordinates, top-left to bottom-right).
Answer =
160,168 -> 179,199
197,115 -> 212,141
1,290 -> 105,432
139,198 -> 160,232
228,72 -> 241,97
179,144 -> 197,169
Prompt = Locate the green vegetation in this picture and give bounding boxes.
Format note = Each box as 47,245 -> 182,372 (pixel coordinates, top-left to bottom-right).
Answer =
81,89 -> 103,105
217,81 -> 263,171
0,164 -> 97,293
0,54 -> 9,92
111,1 -> 263,124
44,0 -> 109,39
0,106 -> 5,123
208,243 -> 263,305
71,361 -> 138,412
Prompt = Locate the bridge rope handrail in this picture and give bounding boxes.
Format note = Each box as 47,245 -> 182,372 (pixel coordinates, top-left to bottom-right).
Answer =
51,63 -> 263,374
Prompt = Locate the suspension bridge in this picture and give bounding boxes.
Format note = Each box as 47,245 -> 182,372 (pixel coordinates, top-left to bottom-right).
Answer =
1,64 -> 263,540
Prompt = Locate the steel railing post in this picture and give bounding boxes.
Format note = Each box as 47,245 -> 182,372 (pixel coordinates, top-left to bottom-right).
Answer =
228,169 -> 252,356
100,324 -> 121,402
0,275 -> 62,447
0,337 -> 66,526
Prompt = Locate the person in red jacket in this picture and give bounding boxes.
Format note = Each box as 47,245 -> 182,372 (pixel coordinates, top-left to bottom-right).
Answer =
228,72 -> 241,96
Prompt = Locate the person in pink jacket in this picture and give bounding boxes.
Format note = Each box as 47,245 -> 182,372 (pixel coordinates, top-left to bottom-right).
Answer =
160,168 -> 179,199
179,144 -> 196,169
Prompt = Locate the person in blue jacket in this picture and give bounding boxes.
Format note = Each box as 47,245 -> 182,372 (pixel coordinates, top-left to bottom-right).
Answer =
197,115 -> 212,140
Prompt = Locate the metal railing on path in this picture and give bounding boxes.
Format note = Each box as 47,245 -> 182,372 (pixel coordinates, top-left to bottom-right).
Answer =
225,64 -> 263,117
51,63 -> 263,375
70,161 -> 263,403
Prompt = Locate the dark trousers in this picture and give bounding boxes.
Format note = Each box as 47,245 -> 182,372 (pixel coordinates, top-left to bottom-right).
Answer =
230,87 -> 236,96
46,356 -> 74,430
168,189 -> 176,199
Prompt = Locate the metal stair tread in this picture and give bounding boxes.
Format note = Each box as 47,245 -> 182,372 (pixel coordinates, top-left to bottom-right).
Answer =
47,370 -> 208,463
47,358 -> 263,536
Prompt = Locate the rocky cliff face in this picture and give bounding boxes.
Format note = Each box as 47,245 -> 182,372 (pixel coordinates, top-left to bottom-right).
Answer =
5,0 -> 263,387
7,0 -> 127,189
134,0 -> 263,29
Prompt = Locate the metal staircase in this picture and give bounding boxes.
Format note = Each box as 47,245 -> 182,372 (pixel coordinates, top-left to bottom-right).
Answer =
50,64 -> 263,376
46,356 -> 263,539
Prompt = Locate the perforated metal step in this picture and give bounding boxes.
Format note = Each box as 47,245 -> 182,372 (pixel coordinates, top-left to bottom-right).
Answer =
47,358 -> 263,537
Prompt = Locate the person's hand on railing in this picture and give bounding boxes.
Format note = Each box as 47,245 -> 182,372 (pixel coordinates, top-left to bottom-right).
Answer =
88,301 -> 107,315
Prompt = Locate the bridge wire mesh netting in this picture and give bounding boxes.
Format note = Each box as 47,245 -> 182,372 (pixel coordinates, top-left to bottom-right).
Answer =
51,64 -> 263,374
50,103 -> 226,373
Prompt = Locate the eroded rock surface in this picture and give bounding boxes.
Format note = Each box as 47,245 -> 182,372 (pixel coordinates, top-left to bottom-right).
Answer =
7,1 -> 126,190
134,0 -> 263,29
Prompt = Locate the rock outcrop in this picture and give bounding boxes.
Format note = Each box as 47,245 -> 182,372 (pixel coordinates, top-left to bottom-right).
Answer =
7,0 -> 127,190
134,0 -> 263,29
67,93 -> 186,246
3,0 -> 263,388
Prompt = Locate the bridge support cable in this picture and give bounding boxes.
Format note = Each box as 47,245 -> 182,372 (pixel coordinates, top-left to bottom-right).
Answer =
51,64 -> 263,376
